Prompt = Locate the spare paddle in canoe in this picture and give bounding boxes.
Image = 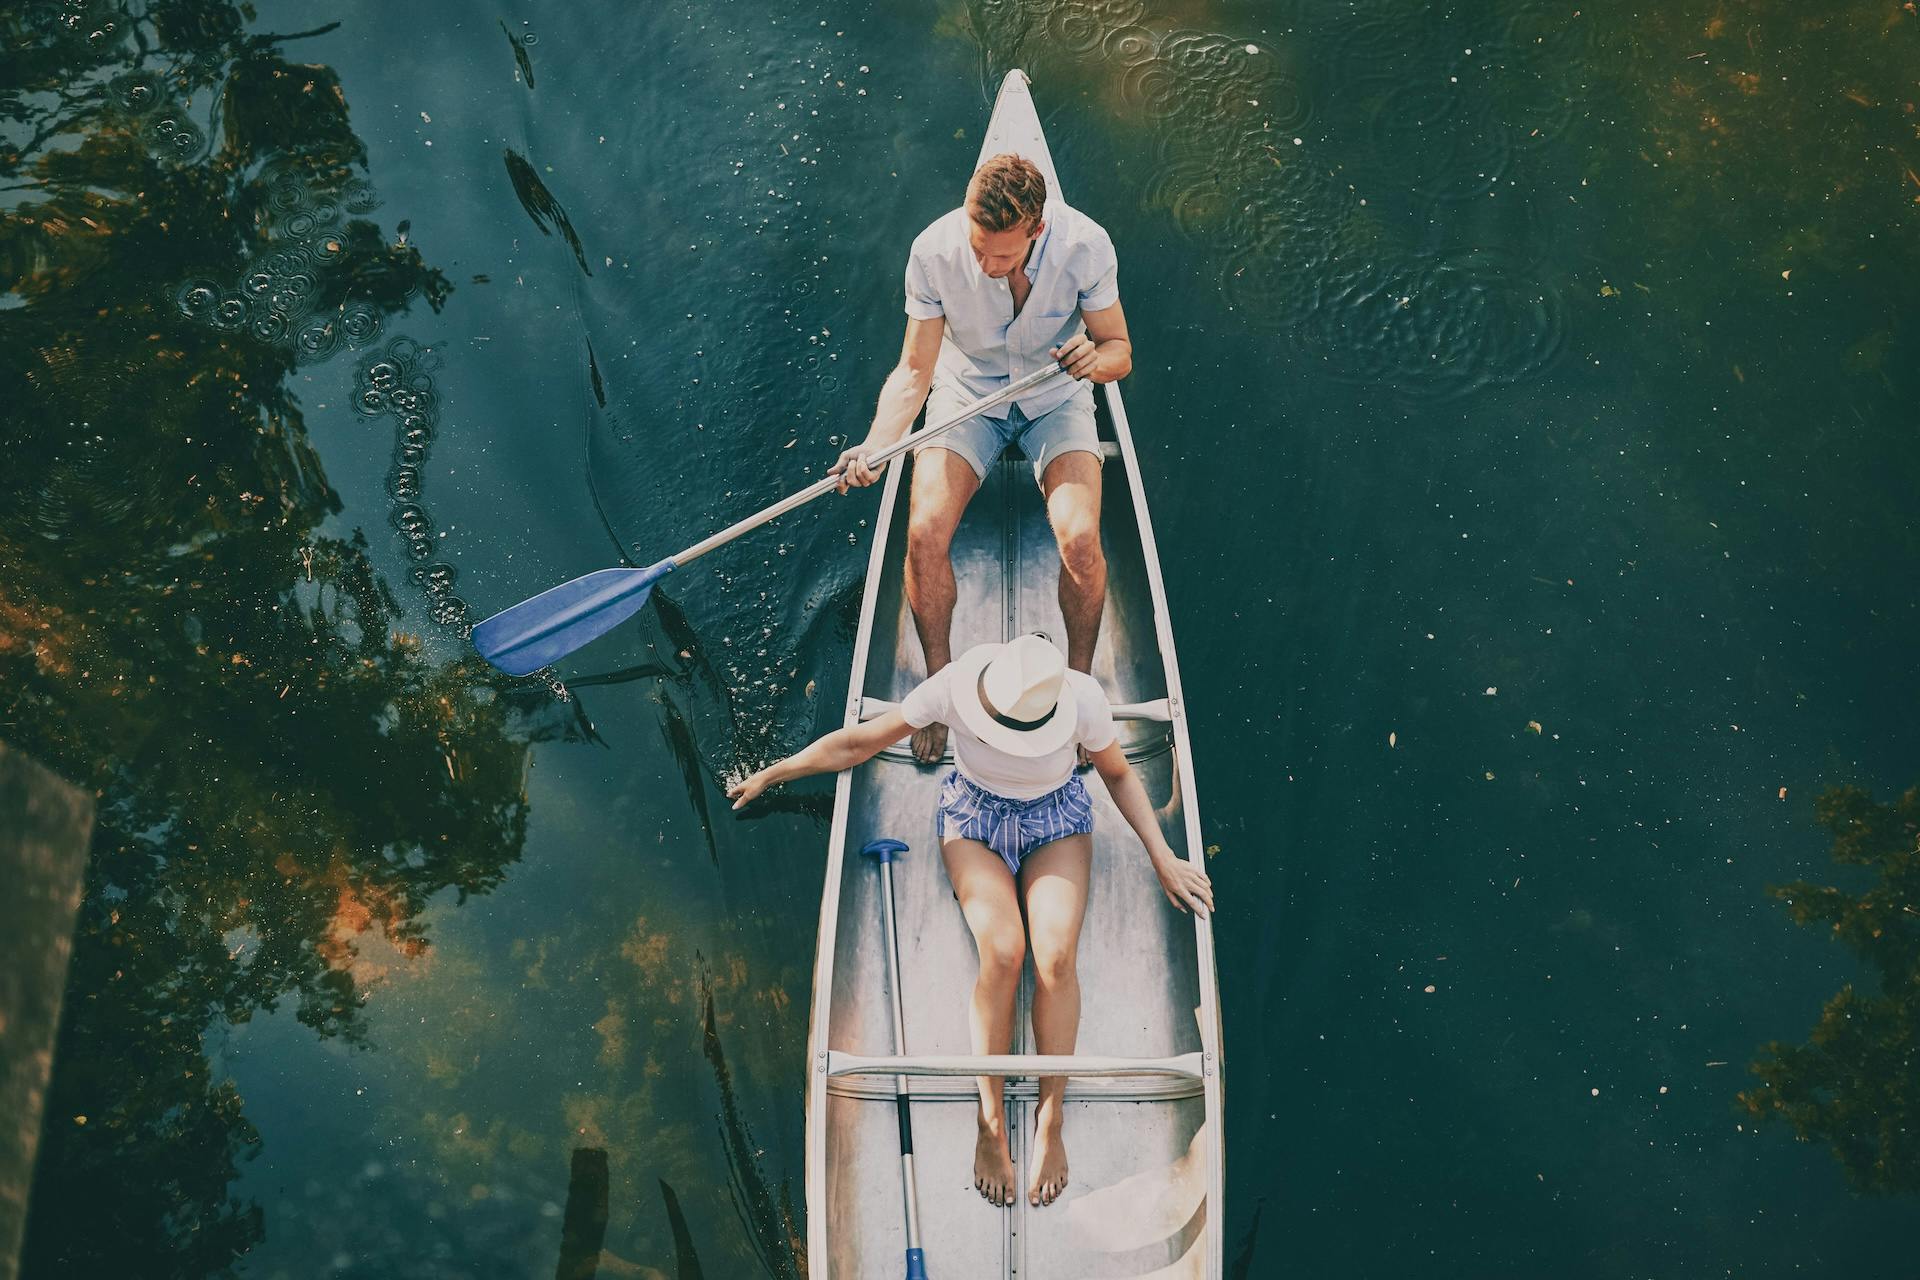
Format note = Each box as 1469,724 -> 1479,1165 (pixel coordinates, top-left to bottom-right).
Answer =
862,837 -> 930,1280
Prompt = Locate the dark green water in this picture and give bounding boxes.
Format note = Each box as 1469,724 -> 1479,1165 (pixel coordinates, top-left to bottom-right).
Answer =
4,0 -> 1918,1275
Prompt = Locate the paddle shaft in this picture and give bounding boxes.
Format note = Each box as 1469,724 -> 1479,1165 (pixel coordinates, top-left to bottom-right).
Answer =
875,855 -> 928,1269
671,364 -> 1070,567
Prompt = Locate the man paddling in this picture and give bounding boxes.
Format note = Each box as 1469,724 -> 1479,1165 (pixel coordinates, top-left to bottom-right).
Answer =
832,154 -> 1133,764
727,633 -> 1213,1209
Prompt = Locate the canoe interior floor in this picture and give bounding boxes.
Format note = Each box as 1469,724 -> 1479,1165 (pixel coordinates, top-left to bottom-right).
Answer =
823,443 -> 1209,1277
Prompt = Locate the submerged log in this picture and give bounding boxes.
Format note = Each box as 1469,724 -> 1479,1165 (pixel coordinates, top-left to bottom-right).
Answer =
0,743 -> 94,1280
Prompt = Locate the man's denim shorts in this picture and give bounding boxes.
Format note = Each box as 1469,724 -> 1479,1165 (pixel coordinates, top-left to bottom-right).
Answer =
915,386 -> 1100,487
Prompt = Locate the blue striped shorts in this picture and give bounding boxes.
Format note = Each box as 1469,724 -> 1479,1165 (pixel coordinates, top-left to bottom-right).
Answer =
937,770 -> 1095,876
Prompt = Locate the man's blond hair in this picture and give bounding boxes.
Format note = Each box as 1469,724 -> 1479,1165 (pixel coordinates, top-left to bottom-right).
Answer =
966,154 -> 1048,233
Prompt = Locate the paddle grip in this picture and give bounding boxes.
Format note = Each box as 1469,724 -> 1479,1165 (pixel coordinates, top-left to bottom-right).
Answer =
861,837 -> 909,864
905,1247 -> 928,1280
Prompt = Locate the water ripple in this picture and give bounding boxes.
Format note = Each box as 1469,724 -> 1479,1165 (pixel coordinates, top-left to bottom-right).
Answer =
1101,25 -> 1156,68
1294,248 -> 1566,397
990,0 -> 1578,400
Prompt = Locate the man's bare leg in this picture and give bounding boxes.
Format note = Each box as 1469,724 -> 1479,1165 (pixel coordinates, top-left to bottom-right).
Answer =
905,447 -> 982,762
1041,451 -> 1105,674
1018,832 -> 1092,1207
942,836 -> 1026,1207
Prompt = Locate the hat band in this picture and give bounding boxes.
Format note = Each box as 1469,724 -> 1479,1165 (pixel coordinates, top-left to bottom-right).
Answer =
977,669 -> 1057,733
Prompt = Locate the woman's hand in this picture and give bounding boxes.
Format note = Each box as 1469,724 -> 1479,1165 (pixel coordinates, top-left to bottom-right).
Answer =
727,767 -> 778,811
1153,853 -> 1214,917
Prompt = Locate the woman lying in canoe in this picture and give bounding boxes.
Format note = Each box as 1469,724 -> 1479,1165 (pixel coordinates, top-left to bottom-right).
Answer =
728,633 -> 1213,1209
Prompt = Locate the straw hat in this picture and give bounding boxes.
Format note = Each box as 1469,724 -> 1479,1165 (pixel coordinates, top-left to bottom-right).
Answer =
949,633 -> 1078,758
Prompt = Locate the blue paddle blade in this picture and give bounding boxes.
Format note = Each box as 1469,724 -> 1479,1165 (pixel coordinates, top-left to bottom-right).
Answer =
472,558 -> 676,676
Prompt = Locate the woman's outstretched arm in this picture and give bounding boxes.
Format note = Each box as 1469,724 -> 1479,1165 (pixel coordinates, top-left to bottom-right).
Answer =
726,710 -> 913,809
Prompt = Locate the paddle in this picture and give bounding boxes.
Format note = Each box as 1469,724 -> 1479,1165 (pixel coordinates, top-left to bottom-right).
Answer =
472,364 -> 1072,676
862,837 -> 930,1280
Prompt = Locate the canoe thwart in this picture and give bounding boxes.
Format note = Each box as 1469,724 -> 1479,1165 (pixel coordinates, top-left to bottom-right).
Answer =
826,1050 -> 1205,1081
826,1074 -> 1205,1103
859,697 -> 1171,723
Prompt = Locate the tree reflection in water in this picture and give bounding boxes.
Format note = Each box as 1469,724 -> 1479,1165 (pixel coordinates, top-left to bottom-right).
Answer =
1,4 -> 554,1274
1740,784 -> 1920,1195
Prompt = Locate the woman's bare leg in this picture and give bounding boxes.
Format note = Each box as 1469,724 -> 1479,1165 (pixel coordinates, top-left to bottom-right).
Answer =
941,836 -> 1025,1207
1018,832 -> 1093,1206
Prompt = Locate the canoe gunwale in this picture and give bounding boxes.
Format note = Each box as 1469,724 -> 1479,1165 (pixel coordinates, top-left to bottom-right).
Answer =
1103,377 -> 1228,1278
803,451 -> 910,1274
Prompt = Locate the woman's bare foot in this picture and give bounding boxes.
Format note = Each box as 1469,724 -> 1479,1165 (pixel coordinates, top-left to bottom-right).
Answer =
912,721 -> 949,764
974,1114 -> 1016,1207
1027,1108 -> 1069,1206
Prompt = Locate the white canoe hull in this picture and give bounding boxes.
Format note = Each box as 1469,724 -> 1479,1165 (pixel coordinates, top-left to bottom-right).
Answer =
803,71 -> 1225,1280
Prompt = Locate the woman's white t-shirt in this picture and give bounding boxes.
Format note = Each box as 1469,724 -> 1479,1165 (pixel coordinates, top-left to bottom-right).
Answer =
899,666 -> 1117,800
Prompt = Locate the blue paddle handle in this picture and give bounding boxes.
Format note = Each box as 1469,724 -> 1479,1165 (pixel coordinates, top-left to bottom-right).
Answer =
905,1247 -> 927,1280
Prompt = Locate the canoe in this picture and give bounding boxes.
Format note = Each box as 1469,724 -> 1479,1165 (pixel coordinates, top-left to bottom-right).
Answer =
803,70 -> 1225,1278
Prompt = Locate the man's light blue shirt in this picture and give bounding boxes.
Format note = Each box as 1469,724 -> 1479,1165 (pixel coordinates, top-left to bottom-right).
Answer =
903,200 -> 1120,421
